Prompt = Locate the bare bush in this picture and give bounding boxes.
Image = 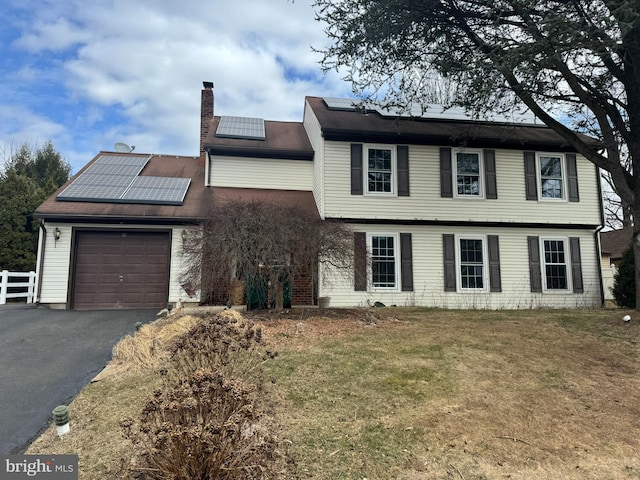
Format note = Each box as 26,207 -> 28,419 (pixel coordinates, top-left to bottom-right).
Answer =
122,369 -> 278,480
121,312 -> 283,479
181,199 -> 353,310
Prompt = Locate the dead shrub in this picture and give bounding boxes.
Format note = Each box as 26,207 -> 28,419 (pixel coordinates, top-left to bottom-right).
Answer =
122,368 -> 278,480
165,311 -> 276,384
121,311 -> 284,479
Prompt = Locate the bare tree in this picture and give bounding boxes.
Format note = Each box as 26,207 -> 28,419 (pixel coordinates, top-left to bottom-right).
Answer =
182,200 -> 353,310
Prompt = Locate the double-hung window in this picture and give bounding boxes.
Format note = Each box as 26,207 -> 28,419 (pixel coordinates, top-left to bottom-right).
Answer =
457,236 -> 487,290
538,154 -> 564,200
366,145 -> 395,195
368,233 -> 399,289
454,150 -> 482,197
542,238 -> 569,290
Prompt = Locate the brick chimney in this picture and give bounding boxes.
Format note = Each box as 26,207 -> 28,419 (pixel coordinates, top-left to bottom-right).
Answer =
200,81 -> 214,165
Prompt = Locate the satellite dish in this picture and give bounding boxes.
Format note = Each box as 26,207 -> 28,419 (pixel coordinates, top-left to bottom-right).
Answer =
114,142 -> 135,153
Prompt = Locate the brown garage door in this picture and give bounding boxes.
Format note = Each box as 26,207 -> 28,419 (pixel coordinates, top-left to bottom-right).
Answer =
72,230 -> 171,310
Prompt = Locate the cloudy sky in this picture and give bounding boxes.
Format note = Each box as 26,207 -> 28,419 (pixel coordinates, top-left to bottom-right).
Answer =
0,0 -> 351,172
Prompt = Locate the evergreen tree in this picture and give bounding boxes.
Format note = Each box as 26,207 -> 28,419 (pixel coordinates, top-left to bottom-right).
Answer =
612,246 -> 635,309
0,141 -> 71,271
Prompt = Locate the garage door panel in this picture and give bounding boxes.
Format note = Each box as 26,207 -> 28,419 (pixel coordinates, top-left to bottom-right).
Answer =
72,231 -> 170,310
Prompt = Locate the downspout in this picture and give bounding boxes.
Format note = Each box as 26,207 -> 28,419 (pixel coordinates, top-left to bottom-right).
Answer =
35,220 -> 47,304
595,224 -> 605,307
595,164 -> 606,307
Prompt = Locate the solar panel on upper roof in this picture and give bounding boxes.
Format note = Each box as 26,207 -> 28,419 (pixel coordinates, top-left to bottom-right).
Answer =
121,177 -> 191,205
323,97 -> 538,124
56,154 -> 191,206
323,97 -> 360,111
216,116 -> 265,140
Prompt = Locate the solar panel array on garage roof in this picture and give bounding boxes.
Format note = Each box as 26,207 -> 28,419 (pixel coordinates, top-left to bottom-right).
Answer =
120,177 -> 191,205
56,154 -> 191,205
215,115 -> 266,140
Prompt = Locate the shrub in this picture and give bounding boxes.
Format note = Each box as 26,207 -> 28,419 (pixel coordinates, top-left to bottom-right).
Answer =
612,245 -> 635,308
121,312 -> 282,479
122,369 -> 278,480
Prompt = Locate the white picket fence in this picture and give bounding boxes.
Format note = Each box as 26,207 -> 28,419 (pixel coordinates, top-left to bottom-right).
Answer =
0,270 -> 36,304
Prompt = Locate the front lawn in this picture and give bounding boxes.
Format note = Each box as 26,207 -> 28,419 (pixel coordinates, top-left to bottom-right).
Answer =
29,308 -> 640,479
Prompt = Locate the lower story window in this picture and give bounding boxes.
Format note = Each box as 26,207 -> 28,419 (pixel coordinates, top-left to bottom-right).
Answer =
370,234 -> 397,289
543,239 -> 568,289
458,237 -> 486,289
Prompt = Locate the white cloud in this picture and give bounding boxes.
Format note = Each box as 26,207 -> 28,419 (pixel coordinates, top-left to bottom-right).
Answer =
1,0 -> 352,171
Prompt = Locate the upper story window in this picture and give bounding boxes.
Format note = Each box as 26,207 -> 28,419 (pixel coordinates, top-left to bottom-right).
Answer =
538,154 -> 565,199
366,145 -> 395,195
454,150 -> 483,197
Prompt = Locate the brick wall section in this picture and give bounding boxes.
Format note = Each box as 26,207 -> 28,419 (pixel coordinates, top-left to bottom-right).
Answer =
200,82 -> 214,164
292,265 -> 315,305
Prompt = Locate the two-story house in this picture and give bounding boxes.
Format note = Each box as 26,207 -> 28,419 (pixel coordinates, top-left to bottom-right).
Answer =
34,82 -> 604,310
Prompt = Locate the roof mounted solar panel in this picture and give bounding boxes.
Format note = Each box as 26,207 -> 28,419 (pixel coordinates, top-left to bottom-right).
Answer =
323,97 -> 538,124
57,154 -> 191,206
121,177 -> 191,205
216,116 -> 265,140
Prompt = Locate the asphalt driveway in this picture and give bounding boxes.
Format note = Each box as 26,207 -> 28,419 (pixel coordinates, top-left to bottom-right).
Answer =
0,304 -> 158,454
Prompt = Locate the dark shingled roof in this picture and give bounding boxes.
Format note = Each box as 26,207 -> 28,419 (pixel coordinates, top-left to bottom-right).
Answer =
203,117 -> 314,160
36,151 -> 318,223
305,96 -> 600,151
600,228 -> 633,261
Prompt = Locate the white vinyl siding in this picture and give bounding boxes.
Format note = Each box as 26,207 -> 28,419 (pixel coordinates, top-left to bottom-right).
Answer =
319,224 -> 600,309
37,223 -> 72,305
303,100 -> 325,217
37,223 -> 200,307
321,142 -> 601,225
209,156 -> 313,191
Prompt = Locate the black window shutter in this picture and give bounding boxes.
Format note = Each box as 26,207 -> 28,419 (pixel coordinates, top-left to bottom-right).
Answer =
351,144 -> 363,195
484,149 -> 497,199
527,236 -> 542,292
400,233 -> 413,291
397,146 -> 410,196
354,232 -> 367,291
440,147 -> 453,198
443,234 -> 456,291
566,153 -> 580,202
524,151 -> 538,201
569,237 -> 584,293
488,235 -> 502,292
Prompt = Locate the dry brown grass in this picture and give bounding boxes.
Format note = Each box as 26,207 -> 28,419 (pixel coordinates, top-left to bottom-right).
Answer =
28,307 -> 640,480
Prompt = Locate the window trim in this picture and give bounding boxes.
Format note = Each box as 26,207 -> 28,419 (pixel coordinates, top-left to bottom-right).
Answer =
540,236 -> 572,292
536,152 -> 567,201
455,234 -> 489,292
453,149 -> 484,198
364,144 -> 396,196
366,232 -> 401,291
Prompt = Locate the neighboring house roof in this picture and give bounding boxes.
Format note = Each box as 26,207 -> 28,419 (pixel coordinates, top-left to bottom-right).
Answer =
203,118 -> 314,160
36,151 -> 319,222
305,96 -> 600,151
600,228 -> 633,261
